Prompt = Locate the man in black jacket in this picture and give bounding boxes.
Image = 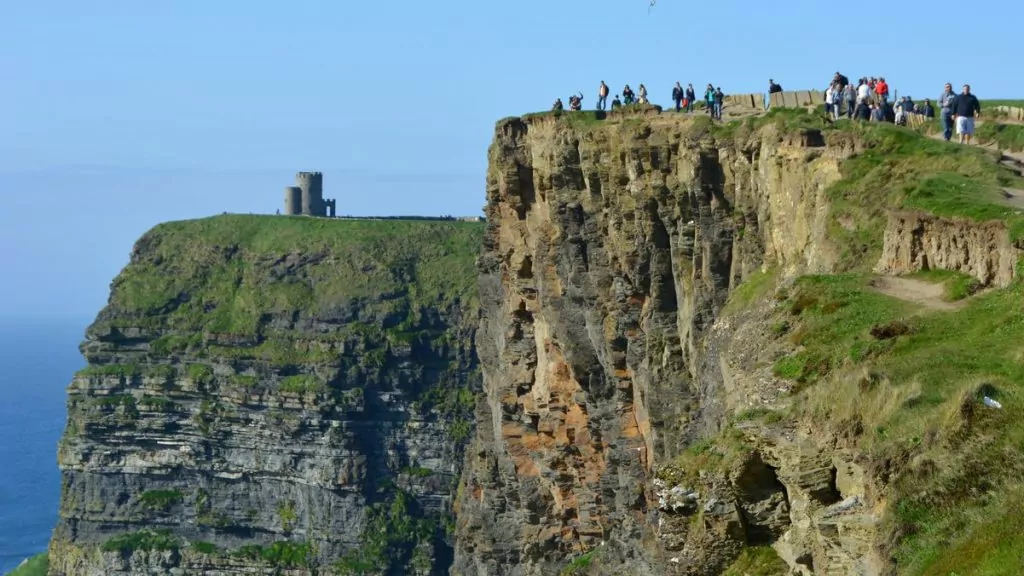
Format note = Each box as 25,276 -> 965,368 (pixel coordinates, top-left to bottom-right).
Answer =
672,82 -> 684,112
952,84 -> 982,144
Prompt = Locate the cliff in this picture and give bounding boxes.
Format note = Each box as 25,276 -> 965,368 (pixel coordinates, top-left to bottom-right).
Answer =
50,216 -> 484,575
47,108 -> 1024,576
453,108 -> 1024,575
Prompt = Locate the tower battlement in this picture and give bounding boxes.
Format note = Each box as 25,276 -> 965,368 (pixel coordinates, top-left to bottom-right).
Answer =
283,171 -> 334,217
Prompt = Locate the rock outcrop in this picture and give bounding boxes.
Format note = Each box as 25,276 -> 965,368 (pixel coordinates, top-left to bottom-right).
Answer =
875,211 -> 1016,287
49,217 -> 484,575
452,112 -> 870,575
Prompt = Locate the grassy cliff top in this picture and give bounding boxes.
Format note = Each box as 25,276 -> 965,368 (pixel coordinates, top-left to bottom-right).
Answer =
99,215 -> 485,336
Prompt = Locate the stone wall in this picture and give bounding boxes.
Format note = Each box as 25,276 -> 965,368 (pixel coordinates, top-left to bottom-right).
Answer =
769,90 -> 825,109
723,91 -> 826,110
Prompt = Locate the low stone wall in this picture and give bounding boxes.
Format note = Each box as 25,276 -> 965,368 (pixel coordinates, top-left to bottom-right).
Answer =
769,90 -> 826,109
724,93 -> 767,109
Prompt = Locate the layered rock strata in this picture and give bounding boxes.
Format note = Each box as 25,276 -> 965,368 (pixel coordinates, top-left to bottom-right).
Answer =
50,217 -> 483,575
452,113 -> 860,575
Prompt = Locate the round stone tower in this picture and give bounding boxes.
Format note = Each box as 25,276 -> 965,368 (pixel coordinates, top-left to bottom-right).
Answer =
283,186 -> 302,215
296,171 -> 324,216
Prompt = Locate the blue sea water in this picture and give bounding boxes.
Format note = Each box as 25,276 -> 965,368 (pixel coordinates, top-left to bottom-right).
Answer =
0,318 -> 88,573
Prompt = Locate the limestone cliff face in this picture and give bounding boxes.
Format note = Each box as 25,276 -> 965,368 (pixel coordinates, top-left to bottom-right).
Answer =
451,113 -> 863,575
50,216 -> 483,576
876,211 -> 1017,288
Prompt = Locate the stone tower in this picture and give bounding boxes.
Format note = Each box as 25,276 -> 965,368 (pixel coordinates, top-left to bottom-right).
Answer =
281,171 -> 336,217
296,172 -> 324,216
283,186 -> 302,215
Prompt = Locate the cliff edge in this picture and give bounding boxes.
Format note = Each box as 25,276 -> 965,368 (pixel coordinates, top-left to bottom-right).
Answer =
453,108 -> 1024,576
51,216 -> 484,575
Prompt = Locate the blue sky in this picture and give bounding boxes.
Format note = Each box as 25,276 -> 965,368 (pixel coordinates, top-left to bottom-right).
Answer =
3,0 -> 1022,319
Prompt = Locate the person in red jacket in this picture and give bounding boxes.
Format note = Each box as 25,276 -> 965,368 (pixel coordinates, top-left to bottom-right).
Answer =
874,77 -> 889,103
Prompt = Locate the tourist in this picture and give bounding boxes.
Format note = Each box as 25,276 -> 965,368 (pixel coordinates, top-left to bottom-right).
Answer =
857,79 -> 871,106
920,98 -> 935,119
686,84 -> 696,112
623,85 -> 635,104
638,83 -> 649,104
844,82 -> 856,119
767,79 -> 783,110
673,82 -> 684,112
903,96 -> 915,114
704,84 -> 715,115
834,71 -> 850,90
553,98 -> 564,112
831,85 -> 843,120
952,84 -> 981,145
939,83 -> 956,141
713,87 -> 724,120
895,100 -> 908,126
882,100 -> 896,123
597,81 -> 610,111
825,83 -> 835,117
871,104 -> 885,122
611,95 -> 622,110
875,77 -> 889,103
855,99 -> 872,121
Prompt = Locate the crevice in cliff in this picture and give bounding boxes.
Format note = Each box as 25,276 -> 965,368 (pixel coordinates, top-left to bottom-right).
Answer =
646,200 -> 678,315
514,164 -> 536,221
734,452 -> 791,546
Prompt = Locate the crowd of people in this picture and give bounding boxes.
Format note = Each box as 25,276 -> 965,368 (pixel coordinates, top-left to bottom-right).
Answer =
550,73 -> 985,145
823,72 -> 982,144
554,81 -> 728,119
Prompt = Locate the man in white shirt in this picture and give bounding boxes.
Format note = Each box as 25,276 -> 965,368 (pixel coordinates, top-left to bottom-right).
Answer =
857,80 -> 871,105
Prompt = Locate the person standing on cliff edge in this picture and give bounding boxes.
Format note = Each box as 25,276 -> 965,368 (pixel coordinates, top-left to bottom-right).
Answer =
938,83 -> 957,141
767,79 -> 783,110
952,84 -> 981,145
597,81 -> 610,110
672,82 -> 684,112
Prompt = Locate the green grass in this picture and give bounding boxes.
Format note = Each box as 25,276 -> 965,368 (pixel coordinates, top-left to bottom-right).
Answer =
76,363 -> 140,378
982,99 -> 1024,109
723,268 -> 777,314
186,363 -> 214,384
138,489 -> 183,510
191,541 -> 218,555
98,216 -> 484,364
232,541 -> 313,568
101,530 -> 180,553
334,490 -> 435,575
560,549 -> 598,575
278,374 -> 326,394
764,271 -> 1024,575
721,546 -> 789,576
400,466 -> 433,478
6,553 -> 48,576
910,269 -> 981,301
277,500 -> 298,533
520,103 -> 662,129
976,121 -> 1024,152
822,122 -> 1024,269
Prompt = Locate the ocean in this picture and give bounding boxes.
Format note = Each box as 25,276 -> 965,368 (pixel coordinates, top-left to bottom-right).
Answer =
0,318 -> 88,573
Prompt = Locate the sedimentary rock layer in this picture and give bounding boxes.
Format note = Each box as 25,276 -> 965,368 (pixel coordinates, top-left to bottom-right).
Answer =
50,217 -> 483,575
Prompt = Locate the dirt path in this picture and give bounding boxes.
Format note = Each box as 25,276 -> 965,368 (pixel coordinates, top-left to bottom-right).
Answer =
869,277 -> 963,311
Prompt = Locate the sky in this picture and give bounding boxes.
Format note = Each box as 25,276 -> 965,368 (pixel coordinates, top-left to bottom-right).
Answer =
2,0 -> 1022,319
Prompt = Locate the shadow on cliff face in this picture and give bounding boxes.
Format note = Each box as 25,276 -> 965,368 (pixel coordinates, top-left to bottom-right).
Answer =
733,452 -> 791,545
